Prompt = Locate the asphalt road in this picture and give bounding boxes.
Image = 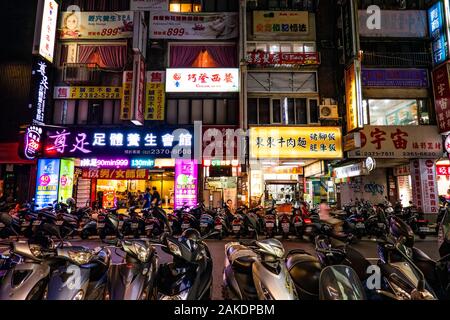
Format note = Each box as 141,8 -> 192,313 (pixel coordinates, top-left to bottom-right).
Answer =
0,236 -> 440,300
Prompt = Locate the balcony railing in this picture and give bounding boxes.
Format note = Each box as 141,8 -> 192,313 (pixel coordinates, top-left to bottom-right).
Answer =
246,52 -> 320,68
361,52 -> 431,67
62,63 -> 101,85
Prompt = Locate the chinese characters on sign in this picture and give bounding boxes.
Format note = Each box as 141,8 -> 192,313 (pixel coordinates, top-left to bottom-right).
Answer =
437,164 -> 450,175
348,126 -> 444,159
35,159 -> 60,208
166,68 -> 239,93
429,1 -> 448,65
58,159 -> 74,203
39,0 -> 58,63
30,57 -> 51,125
130,0 -> 168,11
145,71 -> 165,120
361,68 -> 429,88
54,86 -> 122,99
149,12 -> 238,40
345,61 -> 363,133
249,127 -> 343,160
432,62 -> 450,133
59,11 -> 134,39
79,158 -> 129,168
410,160 -> 439,214
174,159 -> 198,209
132,53 -> 146,125
121,71 -> 133,120
43,127 -> 193,159
24,126 -> 43,160
81,168 -> 149,180
253,11 -> 309,35
246,52 -> 320,66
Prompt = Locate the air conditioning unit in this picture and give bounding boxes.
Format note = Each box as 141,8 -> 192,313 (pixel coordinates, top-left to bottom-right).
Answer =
319,105 -> 339,119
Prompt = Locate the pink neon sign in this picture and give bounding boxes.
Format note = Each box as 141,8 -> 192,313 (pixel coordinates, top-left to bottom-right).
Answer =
174,159 -> 198,209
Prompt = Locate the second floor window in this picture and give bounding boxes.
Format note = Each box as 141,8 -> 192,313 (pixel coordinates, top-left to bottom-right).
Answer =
169,0 -> 202,12
363,99 -> 432,126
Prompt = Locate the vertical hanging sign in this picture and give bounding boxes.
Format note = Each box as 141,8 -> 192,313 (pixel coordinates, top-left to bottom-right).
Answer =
120,71 -> 133,120
145,71 -> 165,120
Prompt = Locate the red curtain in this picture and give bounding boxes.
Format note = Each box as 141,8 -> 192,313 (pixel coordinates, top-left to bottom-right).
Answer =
77,45 -> 126,69
170,45 -> 237,68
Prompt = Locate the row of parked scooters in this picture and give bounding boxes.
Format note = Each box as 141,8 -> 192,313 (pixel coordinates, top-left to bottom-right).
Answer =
1,199 -> 449,300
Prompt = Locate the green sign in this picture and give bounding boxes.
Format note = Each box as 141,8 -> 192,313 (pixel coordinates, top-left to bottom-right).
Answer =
58,159 -> 74,203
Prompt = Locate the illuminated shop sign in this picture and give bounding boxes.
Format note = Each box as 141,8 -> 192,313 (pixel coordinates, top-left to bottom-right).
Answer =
24,126 -> 43,160
80,158 -> 129,168
35,159 -> 60,208
131,158 -> 155,168
43,127 -> 194,159
174,159 -> 198,209
30,57 -> 52,125
81,168 -> 149,180
39,0 -> 58,63
166,68 -> 239,93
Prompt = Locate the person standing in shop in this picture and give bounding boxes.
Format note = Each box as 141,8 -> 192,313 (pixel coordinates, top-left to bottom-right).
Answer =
151,186 -> 161,207
143,188 -> 152,209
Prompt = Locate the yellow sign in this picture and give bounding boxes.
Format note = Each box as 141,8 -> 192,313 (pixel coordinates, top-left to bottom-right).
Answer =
120,71 -> 133,120
345,60 -> 363,132
249,127 -> 343,159
253,11 -> 309,35
145,71 -> 165,120
53,86 -> 122,99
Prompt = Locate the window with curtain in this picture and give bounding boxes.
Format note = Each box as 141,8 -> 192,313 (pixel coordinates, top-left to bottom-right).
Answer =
77,45 -> 127,69
169,44 -> 237,68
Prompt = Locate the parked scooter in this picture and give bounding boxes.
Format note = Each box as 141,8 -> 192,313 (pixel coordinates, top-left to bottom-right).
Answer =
222,239 -> 298,300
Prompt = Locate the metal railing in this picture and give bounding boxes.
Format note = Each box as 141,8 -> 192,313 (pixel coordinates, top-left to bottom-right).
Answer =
62,63 -> 101,85
362,52 -> 431,67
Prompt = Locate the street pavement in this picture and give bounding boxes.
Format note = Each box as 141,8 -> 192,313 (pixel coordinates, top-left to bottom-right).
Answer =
0,236 -> 440,300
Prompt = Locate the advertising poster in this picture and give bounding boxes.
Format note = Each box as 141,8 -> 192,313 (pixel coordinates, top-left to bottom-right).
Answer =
410,160 -> 439,214
166,68 -> 239,93
145,71 -> 165,120
54,86 -> 122,100
35,159 -> 60,208
253,11 -> 309,35
174,159 -> 198,209
149,11 -> 238,40
59,11 -> 134,39
58,159 -> 74,203
39,0 -> 58,63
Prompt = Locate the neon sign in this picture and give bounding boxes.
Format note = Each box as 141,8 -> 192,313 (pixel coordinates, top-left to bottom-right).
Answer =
80,158 -> 129,168
30,57 -> 51,125
24,126 -> 43,160
131,158 -> 155,168
174,159 -> 198,209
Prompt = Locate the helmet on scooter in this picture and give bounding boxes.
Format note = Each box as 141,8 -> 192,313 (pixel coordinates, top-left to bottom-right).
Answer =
286,251 -> 321,300
389,215 -> 415,247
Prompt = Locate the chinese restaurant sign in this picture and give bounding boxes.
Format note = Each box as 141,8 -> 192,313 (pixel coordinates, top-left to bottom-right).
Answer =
429,1 -> 448,65
253,11 -> 309,36
361,68 -> 429,88
246,52 -> 320,66
166,68 -> 239,93
42,127 -> 193,159
249,127 -> 343,160
81,168 -> 149,180
410,159 -> 439,214
35,159 -> 60,208
345,60 -> 363,133
145,71 -> 165,120
359,10 -> 427,37
149,12 -> 238,40
30,57 -> 52,125
58,159 -> 74,203
174,159 -> 198,209
59,11 -> 134,39
130,0 -> 167,11
54,86 -> 122,99
348,126 -> 443,159
39,0 -> 58,63
432,62 -> 450,133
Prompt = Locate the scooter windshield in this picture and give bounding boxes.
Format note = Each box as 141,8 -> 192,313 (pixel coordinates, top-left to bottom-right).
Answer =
318,265 -> 366,300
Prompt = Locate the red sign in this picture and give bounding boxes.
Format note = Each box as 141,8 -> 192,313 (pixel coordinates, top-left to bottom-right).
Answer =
246,52 -> 320,66
432,62 -> 450,133
81,168 -> 149,180
437,165 -> 450,175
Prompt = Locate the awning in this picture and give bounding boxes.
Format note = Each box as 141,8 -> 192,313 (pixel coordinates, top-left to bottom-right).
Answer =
0,143 -> 36,165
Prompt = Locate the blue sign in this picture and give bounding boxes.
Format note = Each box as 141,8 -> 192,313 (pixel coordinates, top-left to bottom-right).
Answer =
361,68 -> 429,88
429,1 -> 448,65
35,159 -> 60,208
131,158 -> 155,168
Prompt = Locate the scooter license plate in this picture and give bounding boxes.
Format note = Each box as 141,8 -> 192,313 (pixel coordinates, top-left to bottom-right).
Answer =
419,227 -> 430,233
356,223 -> 365,229
181,223 -> 190,229
131,223 -> 139,229
55,221 -> 64,226
215,225 -> 222,230
233,225 -> 240,231
97,223 -> 105,228
145,225 -> 153,231
200,223 -> 208,228
266,223 -> 274,228
21,222 -> 30,227
32,220 -> 42,226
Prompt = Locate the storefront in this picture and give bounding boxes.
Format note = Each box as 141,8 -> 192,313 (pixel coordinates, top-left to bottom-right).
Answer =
248,126 -> 343,207
36,126 -> 196,210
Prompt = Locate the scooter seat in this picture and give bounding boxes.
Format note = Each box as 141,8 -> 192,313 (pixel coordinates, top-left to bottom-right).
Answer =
226,244 -> 257,274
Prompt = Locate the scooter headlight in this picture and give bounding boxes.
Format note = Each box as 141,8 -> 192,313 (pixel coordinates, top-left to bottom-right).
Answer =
167,240 -> 182,257
133,242 -> 150,263
68,250 -> 92,265
73,290 -> 84,300
29,244 -> 43,258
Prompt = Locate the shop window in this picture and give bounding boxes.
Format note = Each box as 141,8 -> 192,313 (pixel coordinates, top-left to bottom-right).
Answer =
272,99 -> 282,123
248,42 -> 316,54
248,98 -> 258,125
169,44 -> 237,68
367,99 -> 421,126
259,99 -> 271,124
169,0 -> 202,12
309,99 -> 319,123
87,101 -> 103,125
295,98 -> 307,124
